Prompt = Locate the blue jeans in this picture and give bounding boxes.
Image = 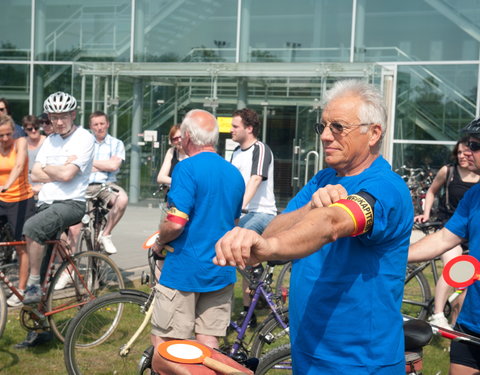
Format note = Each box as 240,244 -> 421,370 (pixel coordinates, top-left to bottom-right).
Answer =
238,212 -> 275,235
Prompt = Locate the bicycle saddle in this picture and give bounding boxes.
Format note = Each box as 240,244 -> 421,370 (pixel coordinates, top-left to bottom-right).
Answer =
404,319 -> 433,351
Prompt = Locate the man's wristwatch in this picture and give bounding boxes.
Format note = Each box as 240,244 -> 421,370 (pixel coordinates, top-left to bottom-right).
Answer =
41,163 -> 47,170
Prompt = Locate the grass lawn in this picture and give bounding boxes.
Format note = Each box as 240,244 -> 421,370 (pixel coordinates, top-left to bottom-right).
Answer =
0,272 -> 453,374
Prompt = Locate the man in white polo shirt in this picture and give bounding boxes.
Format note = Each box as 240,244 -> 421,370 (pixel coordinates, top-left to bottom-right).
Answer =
21,92 -> 94,307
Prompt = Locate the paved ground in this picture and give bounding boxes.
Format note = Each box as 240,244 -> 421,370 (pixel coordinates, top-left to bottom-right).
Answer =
107,203 -> 163,282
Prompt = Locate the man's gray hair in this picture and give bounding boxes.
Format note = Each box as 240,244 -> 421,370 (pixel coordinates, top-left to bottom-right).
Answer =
322,80 -> 387,134
181,109 -> 219,146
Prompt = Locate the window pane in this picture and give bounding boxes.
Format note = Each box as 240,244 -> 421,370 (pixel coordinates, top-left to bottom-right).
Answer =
36,1 -> 131,62
359,0 -> 480,62
394,64 -> 477,141
0,63 -> 30,122
32,64 -> 73,115
138,0 -> 237,62
0,0 -> 31,60
248,0 -> 352,62
392,143 -> 452,171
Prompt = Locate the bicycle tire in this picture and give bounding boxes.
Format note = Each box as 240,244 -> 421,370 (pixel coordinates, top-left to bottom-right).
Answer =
402,265 -> 431,320
256,344 -> 292,374
77,229 -> 94,253
47,251 -> 125,342
274,262 -> 291,305
250,307 -> 289,358
0,285 -> 6,338
0,220 -> 15,266
63,290 -> 150,375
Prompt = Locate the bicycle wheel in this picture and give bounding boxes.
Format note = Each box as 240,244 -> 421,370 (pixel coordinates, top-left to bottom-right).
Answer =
250,307 -> 289,358
77,228 -> 94,253
256,344 -> 292,374
64,290 -> 150,375
402,265 -> 431,320
47,251 -> 125,342
274,262 -> 291,305
0,285 -> 6,338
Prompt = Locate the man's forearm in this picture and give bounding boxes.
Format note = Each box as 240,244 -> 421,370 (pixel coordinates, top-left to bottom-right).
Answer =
31,164 -> 52,183
242,176 -> 263,209
157,221 -> 184,245
42,164 -> 78,182
408,228 -> 462,262
93,158 -> 121,172
263,204 -> 310,238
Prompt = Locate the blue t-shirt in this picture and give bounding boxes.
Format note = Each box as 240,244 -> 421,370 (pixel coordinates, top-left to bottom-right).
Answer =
445,184 -> 480,334
285,156 -> 413,373
159,152 -> 245,292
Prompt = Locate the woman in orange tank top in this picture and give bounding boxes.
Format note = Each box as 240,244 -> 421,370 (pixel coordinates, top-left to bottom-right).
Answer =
0,114 -> 36,307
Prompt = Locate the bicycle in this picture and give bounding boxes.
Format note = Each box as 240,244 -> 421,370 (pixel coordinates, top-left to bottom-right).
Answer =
0,216 -> 16,338
402,221 -> 467,320
254,318 -> 435,375
76,183 -> 117,253
63,234 -> 290,374
0,233 -> 124,342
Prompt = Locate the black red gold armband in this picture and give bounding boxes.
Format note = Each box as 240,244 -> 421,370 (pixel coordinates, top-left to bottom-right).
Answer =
329,193 -> 374,236
166,207 -> 189,226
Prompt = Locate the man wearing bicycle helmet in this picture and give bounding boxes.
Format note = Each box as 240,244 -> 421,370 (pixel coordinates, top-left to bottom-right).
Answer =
21,92 -> 94,311
410,118 -> 480,375
216,80 -> 413,374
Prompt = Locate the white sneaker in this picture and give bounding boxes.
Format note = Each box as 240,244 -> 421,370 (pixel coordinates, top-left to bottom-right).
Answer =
7,290 -> 24,307
54,271 -> 73,290
429,312 -> 451,329
99,232 -> 117,254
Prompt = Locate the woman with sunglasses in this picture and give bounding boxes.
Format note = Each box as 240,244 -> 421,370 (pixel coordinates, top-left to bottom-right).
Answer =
22,115 -> 46,195
414,136 -> 479,328
0,114 -> 36,307
156,124 -> 188,188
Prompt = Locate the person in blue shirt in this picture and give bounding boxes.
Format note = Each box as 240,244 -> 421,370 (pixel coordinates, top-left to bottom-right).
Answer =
215,80 -> 413,374
409,118 -> 480,375
150,109 -> 245,375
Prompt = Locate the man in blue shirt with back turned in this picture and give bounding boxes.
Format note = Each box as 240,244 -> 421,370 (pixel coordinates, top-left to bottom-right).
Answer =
150,109 -> 245,375
215,80 -> 413,374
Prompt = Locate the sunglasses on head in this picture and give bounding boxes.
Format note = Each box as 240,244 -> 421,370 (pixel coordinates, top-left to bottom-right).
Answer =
467,140 -> 480,152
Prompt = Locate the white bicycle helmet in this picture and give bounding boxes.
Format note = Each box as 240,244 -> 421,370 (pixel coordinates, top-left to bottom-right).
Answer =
43,91 -> 77,113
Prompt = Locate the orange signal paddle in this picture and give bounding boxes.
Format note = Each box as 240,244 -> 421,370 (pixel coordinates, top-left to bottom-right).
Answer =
142,231 -> 173,252
157,340 -> 248,375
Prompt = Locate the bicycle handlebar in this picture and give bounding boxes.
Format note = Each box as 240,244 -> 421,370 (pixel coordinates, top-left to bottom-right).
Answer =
413,221 -> 443,232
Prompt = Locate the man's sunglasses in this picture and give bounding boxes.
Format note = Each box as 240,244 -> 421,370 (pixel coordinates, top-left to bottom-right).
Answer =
467,140 -> 480,152
314,122 -> 371,135
40,120 -> 52,125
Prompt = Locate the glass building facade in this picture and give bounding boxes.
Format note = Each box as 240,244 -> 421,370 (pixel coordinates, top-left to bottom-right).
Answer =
1,0 -> 479,206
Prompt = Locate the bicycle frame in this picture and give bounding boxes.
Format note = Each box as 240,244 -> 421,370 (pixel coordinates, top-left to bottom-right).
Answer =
227,265 -> 289,358
0,238 -> 92,328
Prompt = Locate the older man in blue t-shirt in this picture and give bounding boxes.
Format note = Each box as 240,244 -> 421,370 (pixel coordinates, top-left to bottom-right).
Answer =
215,80 -> 413,374
150,109 -> 245,375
